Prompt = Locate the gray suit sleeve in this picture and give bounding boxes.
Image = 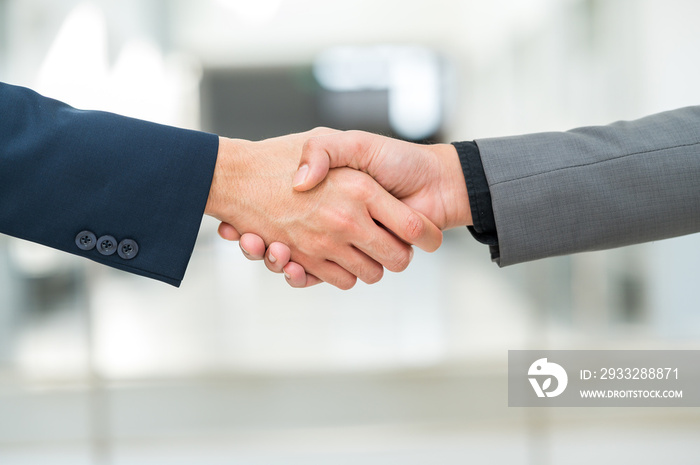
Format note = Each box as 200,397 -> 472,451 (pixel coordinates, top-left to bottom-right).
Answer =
475,106 -> 700,266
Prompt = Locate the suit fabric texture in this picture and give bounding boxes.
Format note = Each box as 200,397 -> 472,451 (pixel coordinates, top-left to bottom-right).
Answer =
0,82 -> 218,286
476,106 -> 700,266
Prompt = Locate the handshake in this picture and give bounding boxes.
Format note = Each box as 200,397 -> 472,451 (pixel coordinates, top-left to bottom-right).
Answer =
204,128 -> 473,289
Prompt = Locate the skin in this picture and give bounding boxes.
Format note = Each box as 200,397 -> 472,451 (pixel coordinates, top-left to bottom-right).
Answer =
218,129 -> 472,288
205,129 -> 443,289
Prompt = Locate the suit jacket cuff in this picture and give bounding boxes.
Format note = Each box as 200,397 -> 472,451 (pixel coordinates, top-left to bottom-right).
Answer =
0,83 -> 219,287
474,106 -> 700,266
452,141 -> 500,260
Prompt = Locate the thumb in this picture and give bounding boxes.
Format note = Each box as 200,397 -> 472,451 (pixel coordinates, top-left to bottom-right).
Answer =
217,222 -> 241,241
293,132 -> 371,191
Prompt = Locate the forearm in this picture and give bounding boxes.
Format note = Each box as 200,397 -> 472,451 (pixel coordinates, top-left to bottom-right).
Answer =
476,106 -> 700,265
0,82 -> 218,286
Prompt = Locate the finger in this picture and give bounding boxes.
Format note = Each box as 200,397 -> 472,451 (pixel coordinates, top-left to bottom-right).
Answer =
329,247 -> 385,285
239,233 -> 266,260
293,132 -> 371,192
303,259 -> 357,290
367,191 -> 443,253
217,222 -> 241,241
283,262 -> 323,288
353,226 -> 415,274
264,242 -> 292,273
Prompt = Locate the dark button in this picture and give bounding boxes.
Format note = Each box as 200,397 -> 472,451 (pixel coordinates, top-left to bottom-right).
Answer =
97,235 -> 118,256
75,231 -> 97,251
117,239 -> 139,260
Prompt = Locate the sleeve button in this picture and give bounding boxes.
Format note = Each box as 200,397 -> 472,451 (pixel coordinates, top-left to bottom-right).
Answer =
117,239 -> 139,260
75,231 -> 97,251
97,235 -> 118,256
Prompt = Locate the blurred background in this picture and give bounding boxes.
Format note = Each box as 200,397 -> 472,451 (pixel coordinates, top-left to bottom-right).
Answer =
1,0 -> 700,463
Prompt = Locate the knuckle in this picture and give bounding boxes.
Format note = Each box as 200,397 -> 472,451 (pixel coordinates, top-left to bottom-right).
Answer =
301,138 -> 318,157
355,172 -> 374,189
343,174 -> 373,201
330,209 -> 358,235
310,126 -> 331,135
386,247 -> 412,273
335,275 -> 357,290
363,264 -> 384,285
403,211 -> 426,243
303,135 -> 320,149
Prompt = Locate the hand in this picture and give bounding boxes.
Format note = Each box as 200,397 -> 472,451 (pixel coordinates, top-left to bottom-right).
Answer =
294,130 -> 472,230
217,225 -> 325,285
222,130 -> 472,287
206,129 -> 443,289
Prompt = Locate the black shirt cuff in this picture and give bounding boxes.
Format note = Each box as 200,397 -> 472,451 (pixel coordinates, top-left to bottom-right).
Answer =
452,141 -> 500,261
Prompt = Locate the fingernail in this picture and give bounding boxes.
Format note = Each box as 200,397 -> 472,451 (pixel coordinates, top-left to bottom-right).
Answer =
292,164 -> 309,188
268,253 -> 277,264
284,271 -> 291,280
240,245 -> 250,256
409,247 -> 414,262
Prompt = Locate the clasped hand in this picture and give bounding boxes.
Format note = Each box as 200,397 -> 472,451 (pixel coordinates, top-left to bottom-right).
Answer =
206,128 -> 471,289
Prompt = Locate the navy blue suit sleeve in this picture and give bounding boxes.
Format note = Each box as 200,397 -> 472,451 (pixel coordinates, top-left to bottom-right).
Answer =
0,82 -> 219,287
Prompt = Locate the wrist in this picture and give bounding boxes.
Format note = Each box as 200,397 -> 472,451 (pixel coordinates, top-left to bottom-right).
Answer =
433,143 -> 472,229
205,136 -> 244,220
